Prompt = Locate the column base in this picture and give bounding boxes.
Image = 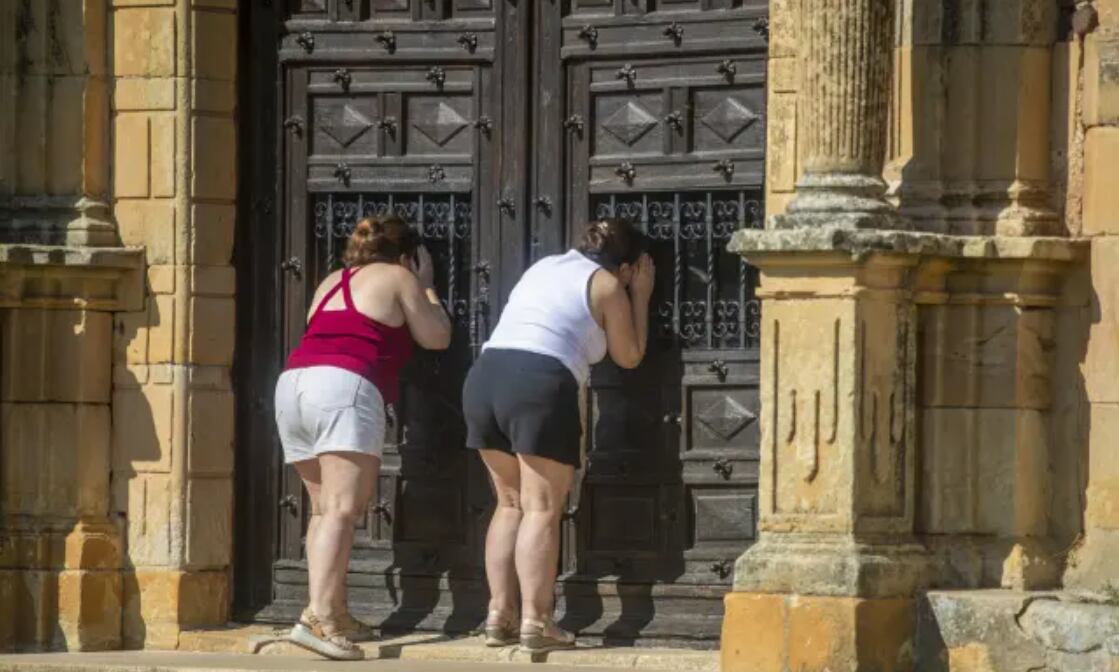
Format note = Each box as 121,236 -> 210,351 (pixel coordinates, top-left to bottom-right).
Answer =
122,570 -> 230,650
0,196 -> 119,247
722,592 -> 915,672
772,173 -> 907,231
734,534 -> 934,598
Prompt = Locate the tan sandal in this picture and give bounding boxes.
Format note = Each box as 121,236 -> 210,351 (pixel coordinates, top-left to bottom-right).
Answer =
484,610 -> 519,647
300,607 -> 377,643
520,617 -> 575,653
290,612 -> 364,660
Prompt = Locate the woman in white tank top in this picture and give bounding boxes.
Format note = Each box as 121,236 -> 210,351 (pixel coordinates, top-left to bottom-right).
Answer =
462,219 -> 655,652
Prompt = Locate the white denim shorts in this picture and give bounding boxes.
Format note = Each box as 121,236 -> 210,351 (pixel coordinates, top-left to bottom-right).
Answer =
274,366 -> 386,463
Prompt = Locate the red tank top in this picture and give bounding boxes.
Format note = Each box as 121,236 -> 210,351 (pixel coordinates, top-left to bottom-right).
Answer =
285,266 -> 414,404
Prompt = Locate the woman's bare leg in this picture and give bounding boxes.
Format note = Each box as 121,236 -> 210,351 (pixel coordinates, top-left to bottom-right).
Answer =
479,449 -> 522,620
304,452 -> 378,622
293,460 -> 327,616
515,455 -> 574,623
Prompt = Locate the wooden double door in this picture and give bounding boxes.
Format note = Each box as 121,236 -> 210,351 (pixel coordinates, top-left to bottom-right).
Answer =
236,0 -> 769,645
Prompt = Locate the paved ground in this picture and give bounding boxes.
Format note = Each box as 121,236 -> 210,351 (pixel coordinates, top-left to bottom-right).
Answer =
0,651 -> 659,672
0,629 -> 719,672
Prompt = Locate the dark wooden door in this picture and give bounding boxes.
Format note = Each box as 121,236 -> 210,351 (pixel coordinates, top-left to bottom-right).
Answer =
235,0 -> 768,646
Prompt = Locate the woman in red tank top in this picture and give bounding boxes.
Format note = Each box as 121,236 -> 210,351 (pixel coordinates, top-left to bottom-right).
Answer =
275,215 -> 451,659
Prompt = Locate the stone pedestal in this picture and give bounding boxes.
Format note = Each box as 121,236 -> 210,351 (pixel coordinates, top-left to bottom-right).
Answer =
721,230 -> 1084,672
722,229 -> 932,672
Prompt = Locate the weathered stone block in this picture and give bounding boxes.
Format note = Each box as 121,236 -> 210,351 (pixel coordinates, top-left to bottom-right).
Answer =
121,569 -> 229,649
115,199 -> 176,265
765,93 -> 797,194
1084,36 -> 1119,128
113,78 -> 176,111
191,116 -> 236,201
47,75 -> 87,196
1088,403 -> 1119,532
0,570 -> 15,650
721,593 -> 787,672
1084,127 -> 1119,237
192,10 -> 237,81
114,308 -> 149,365
1086,237 -> 1119,404
1,309 -> 111,403
190,266 -> 236,297
188,390 -> 235,476
178,570 -> 230,626
193,79 -> 237,114
185,478 -> 233,569
1,404 -> 111,518
144,293 -> 175,364
122,570 -> 180,650
920,408 -> 1049,538
112,383 -> 174,473
121,473 -> 174,567
150,114 -> 176,198
189,297 -> 235,365
919,303 -> 1054,410
767,0 -> 797,59
113,8 -> 175,77
57,570 -> 122,651
722,593 -> 914,672
113,113 -> 150,199
64,524 -> 123,572
192,203 -> 235,265
13,570 -> 60,649
147,266 -> 176,295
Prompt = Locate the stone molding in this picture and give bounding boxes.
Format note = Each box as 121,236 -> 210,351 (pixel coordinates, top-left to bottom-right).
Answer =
0,244 -> 144,312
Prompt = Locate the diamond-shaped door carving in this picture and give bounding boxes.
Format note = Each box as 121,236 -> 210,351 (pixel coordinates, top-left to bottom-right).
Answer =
319,104 -> 375,147
700,98 -> 759,143
602,101 -> 658,146
412,102 -> 469,146
695,395 -> 756,441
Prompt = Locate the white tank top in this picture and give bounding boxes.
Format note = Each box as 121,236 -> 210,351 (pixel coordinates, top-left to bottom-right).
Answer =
483,250 -> 608,384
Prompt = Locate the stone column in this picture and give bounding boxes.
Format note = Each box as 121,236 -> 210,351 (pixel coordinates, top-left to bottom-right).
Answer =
0,0 -> 117,246
721,232 -> 933,672
774,0 -> 902,230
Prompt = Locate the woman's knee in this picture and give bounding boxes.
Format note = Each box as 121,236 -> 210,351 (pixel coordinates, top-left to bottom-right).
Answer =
318,493 -> 365,524
494,488 -> 522,513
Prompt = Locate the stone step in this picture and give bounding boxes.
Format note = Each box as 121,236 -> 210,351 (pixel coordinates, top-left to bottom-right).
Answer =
0,651 -> 700,672
177,625 -> 718,672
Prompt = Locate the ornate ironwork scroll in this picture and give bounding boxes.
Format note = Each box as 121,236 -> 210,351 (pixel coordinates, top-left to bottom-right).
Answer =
592,189 -> 764,350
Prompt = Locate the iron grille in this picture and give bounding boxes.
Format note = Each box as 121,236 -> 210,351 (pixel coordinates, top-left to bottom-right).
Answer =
592,190 -> 764,350
312,193 -> 473,329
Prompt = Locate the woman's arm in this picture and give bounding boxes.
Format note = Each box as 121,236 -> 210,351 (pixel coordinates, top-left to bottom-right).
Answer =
597,255 -> 654,369
399,247 -> 453,350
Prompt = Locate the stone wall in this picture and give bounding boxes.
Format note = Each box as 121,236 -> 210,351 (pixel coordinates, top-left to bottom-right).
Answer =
1067,0 -> 1119,595
0,0 -> 237,652
108,0 -> 238,649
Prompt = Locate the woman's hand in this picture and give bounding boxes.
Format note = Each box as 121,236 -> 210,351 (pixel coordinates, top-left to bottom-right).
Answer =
412,245 -> 435,289
629,253 -> 655,301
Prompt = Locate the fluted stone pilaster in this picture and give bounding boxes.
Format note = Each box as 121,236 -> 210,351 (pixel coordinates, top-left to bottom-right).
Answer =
775,0 -> 903,230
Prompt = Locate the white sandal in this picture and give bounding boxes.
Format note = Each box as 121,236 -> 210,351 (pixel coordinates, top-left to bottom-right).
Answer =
290,613 -> 364,661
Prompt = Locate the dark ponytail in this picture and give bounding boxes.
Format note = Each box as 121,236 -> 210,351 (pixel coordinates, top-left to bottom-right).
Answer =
575,218 -> 647,270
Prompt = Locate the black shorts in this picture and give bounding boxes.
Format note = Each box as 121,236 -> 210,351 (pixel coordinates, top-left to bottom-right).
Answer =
462,348 -> 581,468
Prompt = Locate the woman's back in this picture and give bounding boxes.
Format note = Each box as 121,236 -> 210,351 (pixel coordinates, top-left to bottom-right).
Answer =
484,250 -> 607,384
